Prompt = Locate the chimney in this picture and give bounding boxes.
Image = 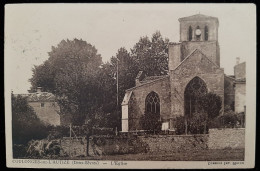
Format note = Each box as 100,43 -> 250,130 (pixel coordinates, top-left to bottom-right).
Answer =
36,87 -> 42,93
236,57 -> 240,65
135,71 -> 145,86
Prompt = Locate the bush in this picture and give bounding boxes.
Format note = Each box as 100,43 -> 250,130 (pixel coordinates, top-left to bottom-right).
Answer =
209,106 -> 244,128
174,116 -> 186,135
12,95 -> 52,145
92,127 -> 115,135
140,112 -> 161,134
188,112 -> 207,134
219,113 -> 238,128
47,126 -> 70,139
13,144 -> 27,158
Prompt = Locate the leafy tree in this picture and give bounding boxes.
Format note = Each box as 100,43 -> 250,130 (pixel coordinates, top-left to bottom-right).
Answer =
199,93 -> 222,119
131,31 -> 169,76
176,93 -> 222,134
217,105 -> 241,128
30,61 -> 55,93
29,39 -> 102,125
140,112 -> 161,134
198,92 -> 222,133
111,47 -> 139,103
29,39 -> 103,156
174,116 -> 186,135
94,47 -> 138,130
188,112 -> 207,134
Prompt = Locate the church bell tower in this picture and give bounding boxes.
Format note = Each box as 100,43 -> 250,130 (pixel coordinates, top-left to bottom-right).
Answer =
168,14 -> 220,70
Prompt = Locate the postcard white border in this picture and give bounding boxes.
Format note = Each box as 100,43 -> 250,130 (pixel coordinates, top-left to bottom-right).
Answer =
5,3 -> 256,169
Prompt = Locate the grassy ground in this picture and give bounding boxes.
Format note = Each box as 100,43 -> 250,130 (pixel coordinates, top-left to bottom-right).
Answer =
66,148 -> 244,161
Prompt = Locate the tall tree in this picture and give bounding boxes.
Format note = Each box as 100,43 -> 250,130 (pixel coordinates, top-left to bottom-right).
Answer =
29,39 -> 102,125
131,31 -> 169,76
111,47 -> 138,102
96,47 -> 138,129
30,38 -> 104,156
199,92 -> 222,133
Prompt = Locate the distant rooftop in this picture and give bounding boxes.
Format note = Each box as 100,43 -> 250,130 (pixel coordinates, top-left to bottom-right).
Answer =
14,92 -> 56,102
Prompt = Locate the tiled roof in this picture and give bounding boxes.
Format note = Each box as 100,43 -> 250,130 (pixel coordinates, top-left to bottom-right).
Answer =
14,92 -> 56,102
225,75 -> 235,80
126,75 -> 169,91
140,75 -> 168,84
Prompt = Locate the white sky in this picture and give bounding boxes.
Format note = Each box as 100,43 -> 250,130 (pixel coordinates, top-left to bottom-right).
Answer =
5,3 -> 256,94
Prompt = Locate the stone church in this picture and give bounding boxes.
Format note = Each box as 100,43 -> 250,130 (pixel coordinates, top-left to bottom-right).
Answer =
121,14 -> 246,132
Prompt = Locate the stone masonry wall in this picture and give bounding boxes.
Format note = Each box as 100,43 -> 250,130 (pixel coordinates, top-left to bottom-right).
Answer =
29,101 -> 60,126
60,128 -> 244,157
139,135 -> 208,153
181,41 -> 220,66
235,83 -> 246,113
128,77 -> 171,130
170,50 -> 224,117
60,136 -> 148,157
60,137 -> 87,157
224,75 -> 235,109
179,19 -> 218,42
60,135 -> 208,157
208,128 -> 245,149
234,62 -> 246,79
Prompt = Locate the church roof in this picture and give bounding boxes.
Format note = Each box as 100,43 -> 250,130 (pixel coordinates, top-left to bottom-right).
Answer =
14,92 -> 56,102
178,14 -> 218,22
140,75 -> 167,84
126,75 -> 169,92
225,75 -> 236,80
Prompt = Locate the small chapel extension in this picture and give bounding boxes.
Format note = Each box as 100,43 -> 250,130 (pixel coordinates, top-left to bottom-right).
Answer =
121,14 -> 246,132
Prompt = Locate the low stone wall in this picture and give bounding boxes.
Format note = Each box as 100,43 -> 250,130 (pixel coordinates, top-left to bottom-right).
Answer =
139,135 -> 208,153
60,135 -> 208,157
60,137 -> 87,157
60,136 -> 148,157
208,128 -> 245,149
60,128 -> 245,157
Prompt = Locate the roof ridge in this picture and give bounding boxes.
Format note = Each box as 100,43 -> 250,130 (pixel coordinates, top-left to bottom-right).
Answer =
178,14 -> 218,21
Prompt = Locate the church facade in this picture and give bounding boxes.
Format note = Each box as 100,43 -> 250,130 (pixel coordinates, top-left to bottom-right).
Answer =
121,14 -> 246,132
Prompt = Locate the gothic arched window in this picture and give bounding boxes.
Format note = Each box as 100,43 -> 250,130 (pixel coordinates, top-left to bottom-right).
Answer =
188,26 -> 193,41
205,26 -> 209,41
145,91 -> 160,115
184,77 -> 207,117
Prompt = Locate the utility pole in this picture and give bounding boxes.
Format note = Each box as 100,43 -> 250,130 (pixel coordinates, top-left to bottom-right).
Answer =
116,57 -> 120,134
116,58 -> 119,109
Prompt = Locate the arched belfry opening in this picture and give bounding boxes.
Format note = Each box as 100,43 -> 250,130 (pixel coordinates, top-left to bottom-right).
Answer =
188,26 -> 193,41
145,91 -> 160,115
204,26 -> 209,41
184,77 -> 208,117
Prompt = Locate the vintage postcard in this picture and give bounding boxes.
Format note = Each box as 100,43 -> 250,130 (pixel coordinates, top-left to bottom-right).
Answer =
5,3 -> 256,169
